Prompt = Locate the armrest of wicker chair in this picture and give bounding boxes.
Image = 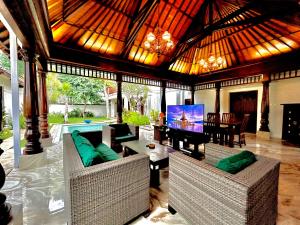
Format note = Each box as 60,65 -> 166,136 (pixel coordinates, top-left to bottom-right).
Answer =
63,133 -> 150,225
169,151 -> 280,225
102,125 -> 115,148
128,125 -> 139,139
204,143 -> 241,165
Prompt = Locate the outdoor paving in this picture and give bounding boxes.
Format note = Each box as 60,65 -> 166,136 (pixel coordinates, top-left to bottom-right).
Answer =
0,125 -> 299,225
0,130 -> 25,175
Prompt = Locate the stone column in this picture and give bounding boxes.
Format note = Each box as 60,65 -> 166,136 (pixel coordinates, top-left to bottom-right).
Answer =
191,86 -> 195,105
38,71 -> 50,138
23,50 -> 43,155
116,73 -> 123,124
215,82 -> 221,114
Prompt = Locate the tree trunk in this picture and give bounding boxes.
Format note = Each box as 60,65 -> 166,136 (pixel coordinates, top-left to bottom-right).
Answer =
104,86 -> 110,118
83,103 -> 87,117
64,100 -> 68,123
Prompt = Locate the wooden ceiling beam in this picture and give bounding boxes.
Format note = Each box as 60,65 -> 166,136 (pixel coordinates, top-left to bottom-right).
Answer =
195,50 -> 300,83
165,3 -> 253,67
0,0 -> 51,59
63,0 -> 86,20
50,43 -> 197,85
160,0 -> 210,69
121,0 -> 159,58
164,0 -> 300,68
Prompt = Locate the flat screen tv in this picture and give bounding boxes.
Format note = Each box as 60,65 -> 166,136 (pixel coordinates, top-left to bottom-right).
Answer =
167,104 -> 204,133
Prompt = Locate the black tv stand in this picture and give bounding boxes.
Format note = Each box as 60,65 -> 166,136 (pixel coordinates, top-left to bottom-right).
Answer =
168,127 -> 207,156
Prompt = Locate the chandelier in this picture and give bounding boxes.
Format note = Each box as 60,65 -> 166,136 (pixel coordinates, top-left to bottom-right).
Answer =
199,53 -> 224,72
144,1 -> 174,56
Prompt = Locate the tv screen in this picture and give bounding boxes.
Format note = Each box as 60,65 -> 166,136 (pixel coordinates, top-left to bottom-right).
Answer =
167,104 -> 204,133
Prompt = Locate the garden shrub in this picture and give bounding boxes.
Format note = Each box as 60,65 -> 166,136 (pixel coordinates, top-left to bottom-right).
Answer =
84,111 -> 94,117
68,108 -> 82,117
123,111 -> 150,126
19,114 -> 26,129
150,109 -> 159,122
0,128 -> 13,140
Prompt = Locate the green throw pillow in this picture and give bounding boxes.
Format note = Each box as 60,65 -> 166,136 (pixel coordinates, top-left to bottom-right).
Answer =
71,130 -> 101,167
95,143 -> 120,162
215,150 -> 256,174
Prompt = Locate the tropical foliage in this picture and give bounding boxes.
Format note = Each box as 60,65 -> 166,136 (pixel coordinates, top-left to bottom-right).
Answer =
122,111 -> 150,126
0,51 -> 24,77
122,83 -> 149,114
0,128 -> 12,140
47,73 -> 105,118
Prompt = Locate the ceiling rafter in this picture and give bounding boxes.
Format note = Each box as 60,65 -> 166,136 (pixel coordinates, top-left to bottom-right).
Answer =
63,0 -> 86,20
160,0 -> 210,68
166,2 -> 254,67
214,0 -> 240,65
165,0 -> 300,67
121,0 -> 159,58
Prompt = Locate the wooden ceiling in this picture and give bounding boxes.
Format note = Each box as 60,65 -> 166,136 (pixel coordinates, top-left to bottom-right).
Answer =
22,0 -> 300,76
0,21 -> 9,55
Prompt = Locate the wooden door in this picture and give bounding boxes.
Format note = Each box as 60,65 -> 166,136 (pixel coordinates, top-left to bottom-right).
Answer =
230,91 -> 258,133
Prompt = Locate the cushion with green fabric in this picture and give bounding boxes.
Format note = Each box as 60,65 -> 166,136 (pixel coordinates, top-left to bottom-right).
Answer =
71,130 -> 102,167
95,143 -> 120,162
71,130 -> 92,146
115,134 -> 136,142
215,150 -> 256,174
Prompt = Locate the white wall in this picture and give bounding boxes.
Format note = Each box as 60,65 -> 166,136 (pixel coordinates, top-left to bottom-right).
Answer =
49,104 -> 107,117
194,88 -> 216,116
269,77 -> 300,138
0,75 -> 23,116
195,77 -> 300,139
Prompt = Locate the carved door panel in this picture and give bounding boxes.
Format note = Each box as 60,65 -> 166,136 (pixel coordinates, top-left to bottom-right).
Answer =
230,91 -> 258,133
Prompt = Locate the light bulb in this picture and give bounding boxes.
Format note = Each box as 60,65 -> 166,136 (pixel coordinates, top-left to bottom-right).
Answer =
199,59 -> 205,66
203,62 -> 208,68
217,57 -> 223,65
208,55 -> 215,63
147,32 -> 155,42
166,40 -> 173,48
162,31 -> 171,41
144,41 -> 150,49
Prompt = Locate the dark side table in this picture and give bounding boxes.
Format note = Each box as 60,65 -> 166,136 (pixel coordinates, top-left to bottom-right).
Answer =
122,140 -> 175,187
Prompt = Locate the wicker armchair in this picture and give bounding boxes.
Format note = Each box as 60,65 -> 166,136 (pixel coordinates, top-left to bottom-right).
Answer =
169,143 -> 280,225
102,123 -> 139,152
63,133 -> 150,225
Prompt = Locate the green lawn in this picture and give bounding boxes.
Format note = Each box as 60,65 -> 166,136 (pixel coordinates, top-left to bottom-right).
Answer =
48,115 -> 109,124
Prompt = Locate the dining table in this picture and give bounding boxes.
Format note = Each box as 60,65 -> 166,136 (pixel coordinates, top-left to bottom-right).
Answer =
203,120 -> 241,147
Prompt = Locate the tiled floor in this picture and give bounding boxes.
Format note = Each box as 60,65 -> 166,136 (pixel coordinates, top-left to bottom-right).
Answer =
1,127 -> 300,225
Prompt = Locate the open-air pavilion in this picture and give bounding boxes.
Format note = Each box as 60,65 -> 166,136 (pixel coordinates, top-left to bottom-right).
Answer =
0,0 -> 300,224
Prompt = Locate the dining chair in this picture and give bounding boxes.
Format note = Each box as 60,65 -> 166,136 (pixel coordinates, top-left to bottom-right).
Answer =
220,113 -> 235,145
205,113 -> 220,143
234,114 -> 250,147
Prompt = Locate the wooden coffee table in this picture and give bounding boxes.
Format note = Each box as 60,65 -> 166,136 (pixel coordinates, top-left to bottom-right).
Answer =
122,140 -> 176,187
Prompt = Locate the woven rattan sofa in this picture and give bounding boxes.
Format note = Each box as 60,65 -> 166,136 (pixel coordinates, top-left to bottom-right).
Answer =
169,143 -> 280,225
63,132 -> 150,225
